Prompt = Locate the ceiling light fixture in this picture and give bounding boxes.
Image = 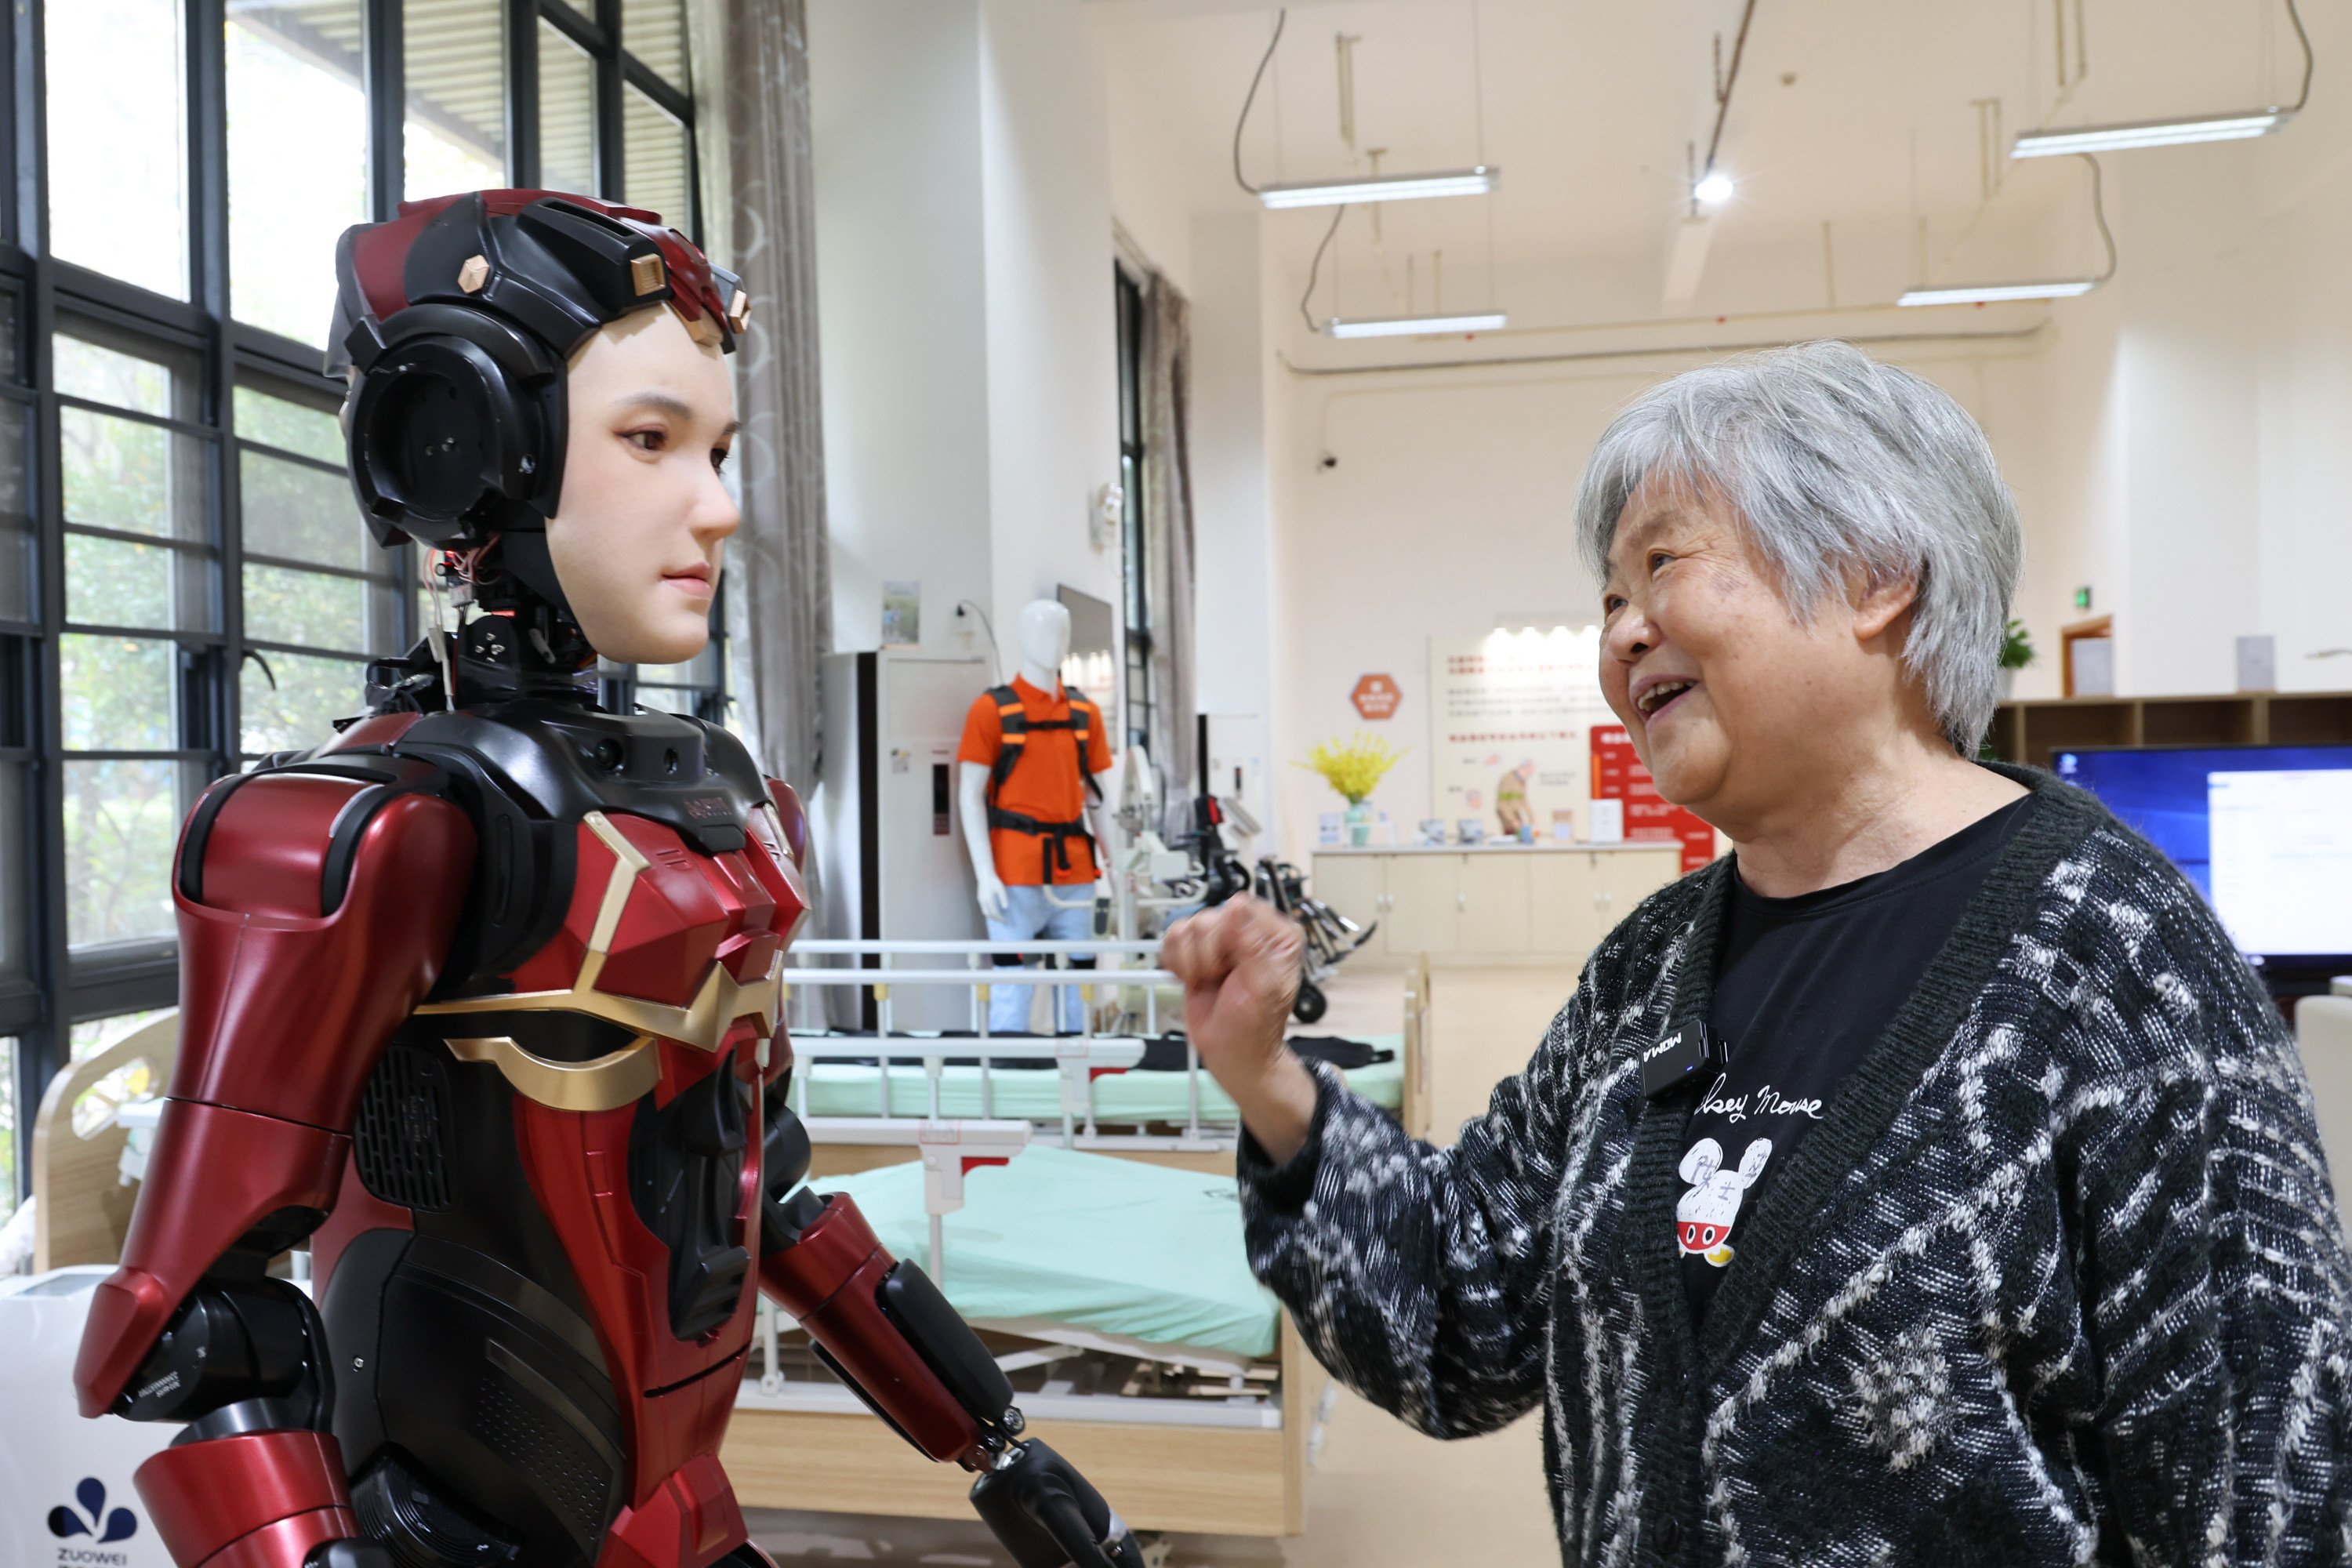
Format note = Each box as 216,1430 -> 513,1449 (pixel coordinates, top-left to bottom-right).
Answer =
1692,170 -> 1735,205
1896,281 -> 2097,306
2013,111 -> 2289,156
1328,311 -> 1508,339
1898,154 -> 2116,308
2012,0 -> 2310,159
1258,166 -> 1500,211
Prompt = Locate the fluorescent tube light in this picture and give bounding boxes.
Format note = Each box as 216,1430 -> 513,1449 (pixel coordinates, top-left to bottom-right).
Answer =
2013,111 -> 2290,157
1327,311 -> 1508,339
1896,281 -> 2098,307
1259,166 -> 1498,210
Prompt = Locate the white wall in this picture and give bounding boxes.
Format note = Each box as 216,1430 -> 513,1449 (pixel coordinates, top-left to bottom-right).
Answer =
808,0 -> 995,661
809,0 -> 1123,676
981,0 -> 1125,641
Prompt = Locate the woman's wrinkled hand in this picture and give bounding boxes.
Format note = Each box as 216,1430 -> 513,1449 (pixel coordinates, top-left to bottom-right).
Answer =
1162,896 -> 1319,1163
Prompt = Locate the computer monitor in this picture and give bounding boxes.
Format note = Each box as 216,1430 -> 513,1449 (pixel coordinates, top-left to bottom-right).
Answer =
2052,745 -> 2352,966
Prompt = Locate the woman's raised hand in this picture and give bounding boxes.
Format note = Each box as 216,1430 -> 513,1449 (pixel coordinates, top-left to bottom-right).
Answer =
1161,896 -> 1319,1164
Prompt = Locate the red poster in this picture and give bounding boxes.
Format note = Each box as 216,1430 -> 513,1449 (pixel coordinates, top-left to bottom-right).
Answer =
1590,725 -> 1718,873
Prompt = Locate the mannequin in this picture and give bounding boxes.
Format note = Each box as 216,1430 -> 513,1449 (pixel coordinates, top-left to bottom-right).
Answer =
956,601 -> 1116,1033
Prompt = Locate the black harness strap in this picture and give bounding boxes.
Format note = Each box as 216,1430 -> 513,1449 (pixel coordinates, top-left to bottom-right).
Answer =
984,684 -> 1102,876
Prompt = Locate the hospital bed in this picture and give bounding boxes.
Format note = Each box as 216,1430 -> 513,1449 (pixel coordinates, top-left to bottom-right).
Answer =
724,1142 -> 1328,1538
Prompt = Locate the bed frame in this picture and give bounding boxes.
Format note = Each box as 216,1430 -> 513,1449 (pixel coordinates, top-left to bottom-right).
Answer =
722,1315 -> 1324,1537
746,946 -> 1434,1541
28,1013 -> 180,1272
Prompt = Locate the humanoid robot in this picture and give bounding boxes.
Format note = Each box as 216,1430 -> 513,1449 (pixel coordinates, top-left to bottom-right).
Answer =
71,190 -> 1142,1568
954,602 -> 1115,1033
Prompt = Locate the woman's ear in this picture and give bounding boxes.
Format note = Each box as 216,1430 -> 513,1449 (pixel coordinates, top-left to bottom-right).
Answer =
1849,568 -> 1920,644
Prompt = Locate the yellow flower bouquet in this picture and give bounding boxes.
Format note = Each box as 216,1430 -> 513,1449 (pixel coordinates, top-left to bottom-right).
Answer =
1300,731 -> 1406,807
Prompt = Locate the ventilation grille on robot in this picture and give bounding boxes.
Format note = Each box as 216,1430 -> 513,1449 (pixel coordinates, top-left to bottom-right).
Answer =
354,1043 -> 454,1212
474,1363 -> 614,1548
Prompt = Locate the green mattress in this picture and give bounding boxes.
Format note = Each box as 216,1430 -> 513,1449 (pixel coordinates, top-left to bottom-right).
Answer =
790,1033 -> 1404,1123
818,1145 -> 1280,1359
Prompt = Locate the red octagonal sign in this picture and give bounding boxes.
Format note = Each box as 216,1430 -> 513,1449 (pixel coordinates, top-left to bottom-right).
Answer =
1351,673 -> 1402,720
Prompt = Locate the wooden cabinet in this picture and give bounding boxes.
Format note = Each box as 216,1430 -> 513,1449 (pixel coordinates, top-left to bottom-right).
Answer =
1384,855 -> 1464,956
1458,855 -> 1532,955
1310,847 -> 1683,960
1308,855 -> 1388,958
1987,691 -> 2352,768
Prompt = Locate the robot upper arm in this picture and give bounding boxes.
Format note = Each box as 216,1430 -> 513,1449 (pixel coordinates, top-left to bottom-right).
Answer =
73,755 -> 478,1420
170,756 -> 477,1127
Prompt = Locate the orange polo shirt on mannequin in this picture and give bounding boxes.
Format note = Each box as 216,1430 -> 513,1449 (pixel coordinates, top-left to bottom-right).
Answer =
956,675 -> 1112,886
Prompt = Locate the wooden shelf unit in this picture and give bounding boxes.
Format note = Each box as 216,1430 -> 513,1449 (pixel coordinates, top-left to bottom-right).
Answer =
1987,691 -> 2352,768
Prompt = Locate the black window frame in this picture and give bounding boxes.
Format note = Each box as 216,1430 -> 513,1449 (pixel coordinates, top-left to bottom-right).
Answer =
1,0 -> 709,1217
1114,262 -> 1151,753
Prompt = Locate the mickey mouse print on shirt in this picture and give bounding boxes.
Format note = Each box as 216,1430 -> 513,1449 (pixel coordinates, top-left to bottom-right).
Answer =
1675,1137 -> 1773,1267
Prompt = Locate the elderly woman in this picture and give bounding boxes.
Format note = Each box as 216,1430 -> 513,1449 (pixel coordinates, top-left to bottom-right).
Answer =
1167,341 -> 2352,1565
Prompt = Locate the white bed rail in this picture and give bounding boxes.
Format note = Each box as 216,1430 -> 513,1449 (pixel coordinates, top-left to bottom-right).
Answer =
784,937 -> 1174,1037
782,937 -> 1218,1146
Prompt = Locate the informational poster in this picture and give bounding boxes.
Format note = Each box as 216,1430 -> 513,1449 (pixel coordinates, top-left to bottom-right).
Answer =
1591,724 -> 1717,873
1428,631 -> 1615,839
881,580 -> 921,647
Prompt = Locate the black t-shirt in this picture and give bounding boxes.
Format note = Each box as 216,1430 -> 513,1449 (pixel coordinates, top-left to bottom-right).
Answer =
1676,796 -> 2035,1320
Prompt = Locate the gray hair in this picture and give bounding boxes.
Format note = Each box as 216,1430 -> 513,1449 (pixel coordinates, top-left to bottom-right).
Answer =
1573,340 -> 2020,751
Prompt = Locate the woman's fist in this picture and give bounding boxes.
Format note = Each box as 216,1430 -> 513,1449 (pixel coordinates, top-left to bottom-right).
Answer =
1162,896 -> 1318,1163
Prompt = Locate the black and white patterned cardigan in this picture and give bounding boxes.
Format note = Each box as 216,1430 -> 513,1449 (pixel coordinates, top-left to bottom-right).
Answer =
1240,766 -> 2352,1566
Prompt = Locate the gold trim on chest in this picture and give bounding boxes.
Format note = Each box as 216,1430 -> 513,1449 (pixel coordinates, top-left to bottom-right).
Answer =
418,810 -> 784,1111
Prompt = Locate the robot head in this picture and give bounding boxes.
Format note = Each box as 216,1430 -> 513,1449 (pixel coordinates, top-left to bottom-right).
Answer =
328,191 -> 747,609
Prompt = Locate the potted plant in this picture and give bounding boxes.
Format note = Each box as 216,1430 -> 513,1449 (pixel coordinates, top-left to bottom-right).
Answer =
1301,731 -> 1405,846
1999,619 -> 2034,701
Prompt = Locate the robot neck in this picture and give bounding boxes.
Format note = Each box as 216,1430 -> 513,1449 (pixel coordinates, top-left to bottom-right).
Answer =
366,583 -> 601,716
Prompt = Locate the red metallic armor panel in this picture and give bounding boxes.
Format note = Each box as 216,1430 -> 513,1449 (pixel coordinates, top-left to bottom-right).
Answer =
134,1429 -> 358,1567
758,1196 -> 988,1466
172,784 -> 476,1122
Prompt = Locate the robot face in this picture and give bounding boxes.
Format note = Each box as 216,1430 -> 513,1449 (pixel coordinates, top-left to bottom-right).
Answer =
541,307 -> 742,666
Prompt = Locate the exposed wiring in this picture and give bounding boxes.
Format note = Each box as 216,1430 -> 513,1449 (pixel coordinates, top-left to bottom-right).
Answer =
1232,9 -> 1288,195
956,599 -> 1002,679
2079,152 -> 2117,282
1298,204 -> 1347,332
1693,0 -> 1762,212
2283,0 -> 2314,112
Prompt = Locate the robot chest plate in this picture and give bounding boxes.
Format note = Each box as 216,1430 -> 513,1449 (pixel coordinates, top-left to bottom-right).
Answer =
417,806 -> 809,1110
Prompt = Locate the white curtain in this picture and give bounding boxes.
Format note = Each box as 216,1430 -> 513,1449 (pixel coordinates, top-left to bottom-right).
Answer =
1138,274 -> 1196,820
695,0 -> 832,800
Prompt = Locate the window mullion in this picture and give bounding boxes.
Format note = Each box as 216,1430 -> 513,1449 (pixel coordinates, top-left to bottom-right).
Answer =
365,0 -> 405,223
594,0 -> 624,201
510,1 -> 542,185
190,0 -> 238,779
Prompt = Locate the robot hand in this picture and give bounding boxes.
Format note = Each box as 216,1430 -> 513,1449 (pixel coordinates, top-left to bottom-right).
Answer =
969,1439 -> 1146,1568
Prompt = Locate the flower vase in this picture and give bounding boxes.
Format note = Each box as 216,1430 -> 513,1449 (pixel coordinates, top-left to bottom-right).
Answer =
1345,800 -> 1370,847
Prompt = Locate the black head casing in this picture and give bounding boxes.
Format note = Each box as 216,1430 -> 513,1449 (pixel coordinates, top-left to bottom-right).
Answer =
344,304 -> 565,554
334,191 -> 744,569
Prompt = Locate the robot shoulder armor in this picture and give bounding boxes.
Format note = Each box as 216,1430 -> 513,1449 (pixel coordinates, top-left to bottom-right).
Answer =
179,752 -> 467,920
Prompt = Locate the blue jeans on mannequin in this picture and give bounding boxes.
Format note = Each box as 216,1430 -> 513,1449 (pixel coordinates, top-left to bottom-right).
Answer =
986,884 -> 1094,1033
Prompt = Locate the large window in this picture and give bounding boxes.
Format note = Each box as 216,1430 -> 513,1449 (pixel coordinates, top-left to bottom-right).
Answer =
0,0 -> 709,1217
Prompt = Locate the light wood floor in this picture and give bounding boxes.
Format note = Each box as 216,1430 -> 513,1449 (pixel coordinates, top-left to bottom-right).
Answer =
745,961 -> 1582,1566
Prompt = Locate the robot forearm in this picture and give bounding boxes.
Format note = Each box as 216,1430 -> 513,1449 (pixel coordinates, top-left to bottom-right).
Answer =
757,1189 -> 1010,1467
754,1115 -> 1142,1568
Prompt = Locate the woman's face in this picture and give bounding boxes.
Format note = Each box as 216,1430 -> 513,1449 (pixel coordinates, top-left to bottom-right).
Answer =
546,307 -> 739,665
1597,476 -> 1911,834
